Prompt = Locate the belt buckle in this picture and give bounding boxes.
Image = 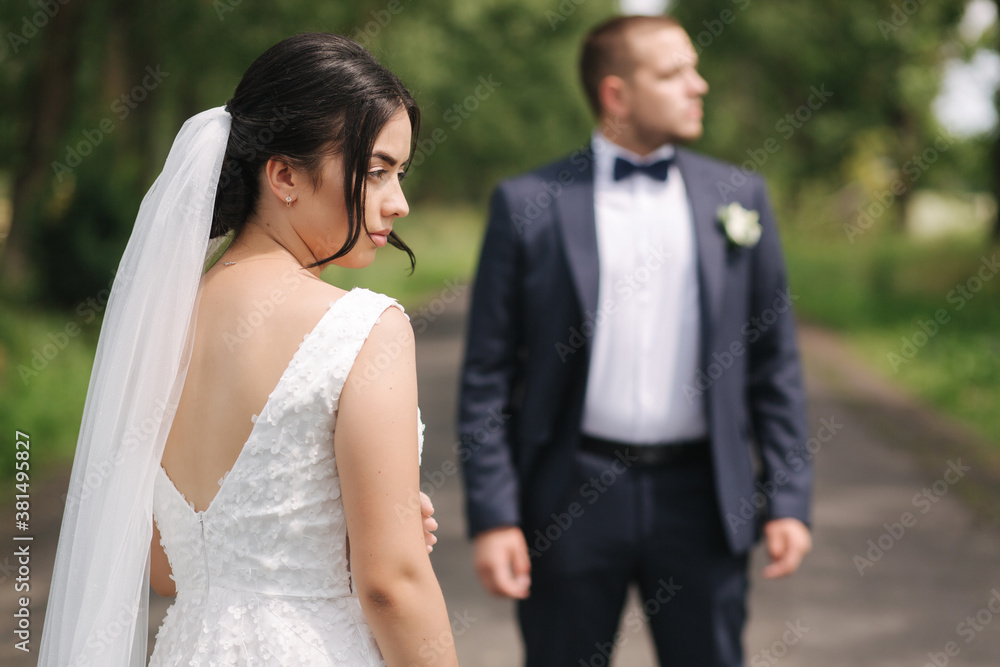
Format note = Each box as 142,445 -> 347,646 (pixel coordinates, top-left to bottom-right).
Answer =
628,444 -> 663,466
648,442 -> 695,466
636,445 -> 660,466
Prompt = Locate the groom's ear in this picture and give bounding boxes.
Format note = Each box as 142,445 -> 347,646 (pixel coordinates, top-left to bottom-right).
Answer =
598,75 -> 629,121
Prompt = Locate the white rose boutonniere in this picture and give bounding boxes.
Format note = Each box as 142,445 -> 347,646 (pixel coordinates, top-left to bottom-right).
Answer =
716,202 -> 762,248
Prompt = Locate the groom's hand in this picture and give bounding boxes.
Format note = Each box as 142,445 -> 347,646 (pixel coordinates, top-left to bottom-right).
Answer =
762,518 -> 812,578
473,525 -> 531,599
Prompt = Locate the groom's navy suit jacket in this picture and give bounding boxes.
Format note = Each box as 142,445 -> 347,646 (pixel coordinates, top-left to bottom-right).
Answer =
458,145 -> 812,555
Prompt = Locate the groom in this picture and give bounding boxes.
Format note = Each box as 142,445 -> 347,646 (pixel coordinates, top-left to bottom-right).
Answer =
458,14 -> 813,666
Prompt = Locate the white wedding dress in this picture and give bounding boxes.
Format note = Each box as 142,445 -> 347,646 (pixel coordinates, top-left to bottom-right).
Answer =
148,287 -> 422,666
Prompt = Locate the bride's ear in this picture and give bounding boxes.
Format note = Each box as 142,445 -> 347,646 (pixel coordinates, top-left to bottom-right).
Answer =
263,156 -> 300,206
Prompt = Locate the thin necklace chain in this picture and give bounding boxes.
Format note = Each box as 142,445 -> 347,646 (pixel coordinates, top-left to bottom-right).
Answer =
219,255 -> 297,266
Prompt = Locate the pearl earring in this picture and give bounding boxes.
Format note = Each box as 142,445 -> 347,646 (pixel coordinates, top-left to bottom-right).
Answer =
285,195 -> 292,207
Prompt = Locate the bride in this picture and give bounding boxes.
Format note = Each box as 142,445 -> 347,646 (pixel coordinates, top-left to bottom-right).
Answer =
38,33 -> 459,666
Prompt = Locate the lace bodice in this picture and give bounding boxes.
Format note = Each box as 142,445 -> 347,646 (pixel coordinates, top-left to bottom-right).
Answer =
149,287 -> 423,666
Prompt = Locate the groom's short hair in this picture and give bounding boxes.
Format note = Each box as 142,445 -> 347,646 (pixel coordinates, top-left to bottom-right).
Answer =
580,14 -> 683,117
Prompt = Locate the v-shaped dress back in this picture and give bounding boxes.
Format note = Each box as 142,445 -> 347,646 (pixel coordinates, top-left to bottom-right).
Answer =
149,287 -> 423,666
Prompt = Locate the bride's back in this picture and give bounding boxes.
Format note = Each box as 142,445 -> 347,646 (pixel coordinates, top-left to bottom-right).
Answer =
161,260 -> 345,512
41,32 -> 459,667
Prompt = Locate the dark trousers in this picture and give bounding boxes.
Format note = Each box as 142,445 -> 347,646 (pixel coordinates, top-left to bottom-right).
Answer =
518,445 -> 748,667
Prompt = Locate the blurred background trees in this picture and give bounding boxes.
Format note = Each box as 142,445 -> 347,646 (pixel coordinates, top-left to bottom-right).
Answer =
2,0 -> 999,470
0,0 -> 615,304
1,0 -> 995,305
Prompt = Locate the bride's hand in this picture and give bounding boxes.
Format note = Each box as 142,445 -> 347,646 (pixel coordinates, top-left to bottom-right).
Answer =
420,491 -> 438,552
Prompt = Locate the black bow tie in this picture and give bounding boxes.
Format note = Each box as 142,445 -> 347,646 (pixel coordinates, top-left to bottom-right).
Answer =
613,156 -> 673,182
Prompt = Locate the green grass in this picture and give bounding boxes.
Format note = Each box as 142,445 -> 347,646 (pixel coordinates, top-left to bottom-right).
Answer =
0,204 -> 486,479
0,304 -> 102,480
784,230 -> 1000,445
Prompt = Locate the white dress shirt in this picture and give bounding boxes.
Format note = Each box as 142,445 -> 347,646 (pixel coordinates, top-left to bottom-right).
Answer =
579,130 -> 708,444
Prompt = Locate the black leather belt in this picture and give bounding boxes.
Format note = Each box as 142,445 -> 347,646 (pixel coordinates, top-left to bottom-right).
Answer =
580,434 -> 709,467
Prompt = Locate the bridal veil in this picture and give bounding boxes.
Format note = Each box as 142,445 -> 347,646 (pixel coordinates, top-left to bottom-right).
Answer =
37,107 -> 231,666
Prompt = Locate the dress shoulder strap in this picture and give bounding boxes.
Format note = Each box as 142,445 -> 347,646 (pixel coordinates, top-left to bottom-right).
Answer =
316,288 -> 407,415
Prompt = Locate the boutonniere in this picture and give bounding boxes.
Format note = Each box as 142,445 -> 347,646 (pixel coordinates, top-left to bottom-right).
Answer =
716,203 -> 762,248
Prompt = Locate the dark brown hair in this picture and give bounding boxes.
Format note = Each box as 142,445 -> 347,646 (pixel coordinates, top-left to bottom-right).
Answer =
212,32 -> 420,270
579,15 -> 682,117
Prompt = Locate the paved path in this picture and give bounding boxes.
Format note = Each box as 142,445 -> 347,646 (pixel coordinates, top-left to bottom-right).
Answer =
4,295 -> 1000,665
406,296 -> 1000,667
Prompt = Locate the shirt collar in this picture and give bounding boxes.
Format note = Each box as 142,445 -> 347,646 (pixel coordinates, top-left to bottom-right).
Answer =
591,128 -> 677,184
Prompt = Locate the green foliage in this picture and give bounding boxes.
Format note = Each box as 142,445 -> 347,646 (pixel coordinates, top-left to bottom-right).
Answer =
0,0 -> 618,307
785,230 -> 1000,444
367,0 -> 616,201
672,0 -> 970,228
1,0 -> 989,307
32,165 -> 136,308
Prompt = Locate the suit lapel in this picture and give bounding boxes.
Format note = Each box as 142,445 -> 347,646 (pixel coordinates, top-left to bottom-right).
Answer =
554,158 -> 600,319
676,148 -> 725,345
553,148 -> 726,348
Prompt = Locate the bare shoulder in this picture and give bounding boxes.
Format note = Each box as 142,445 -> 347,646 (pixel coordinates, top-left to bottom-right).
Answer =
203,263 -> 345,316
197,264 -> 351,355
355,303 -> 414,364
345,304 -> 415,396
368,301 -> 413,340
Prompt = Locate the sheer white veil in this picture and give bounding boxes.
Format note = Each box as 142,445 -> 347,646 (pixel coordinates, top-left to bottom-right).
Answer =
37,107 -> 232,666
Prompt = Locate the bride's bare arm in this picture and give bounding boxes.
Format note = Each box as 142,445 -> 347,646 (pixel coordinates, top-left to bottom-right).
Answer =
334,306 -> 458,666
150,519 -> 176,597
